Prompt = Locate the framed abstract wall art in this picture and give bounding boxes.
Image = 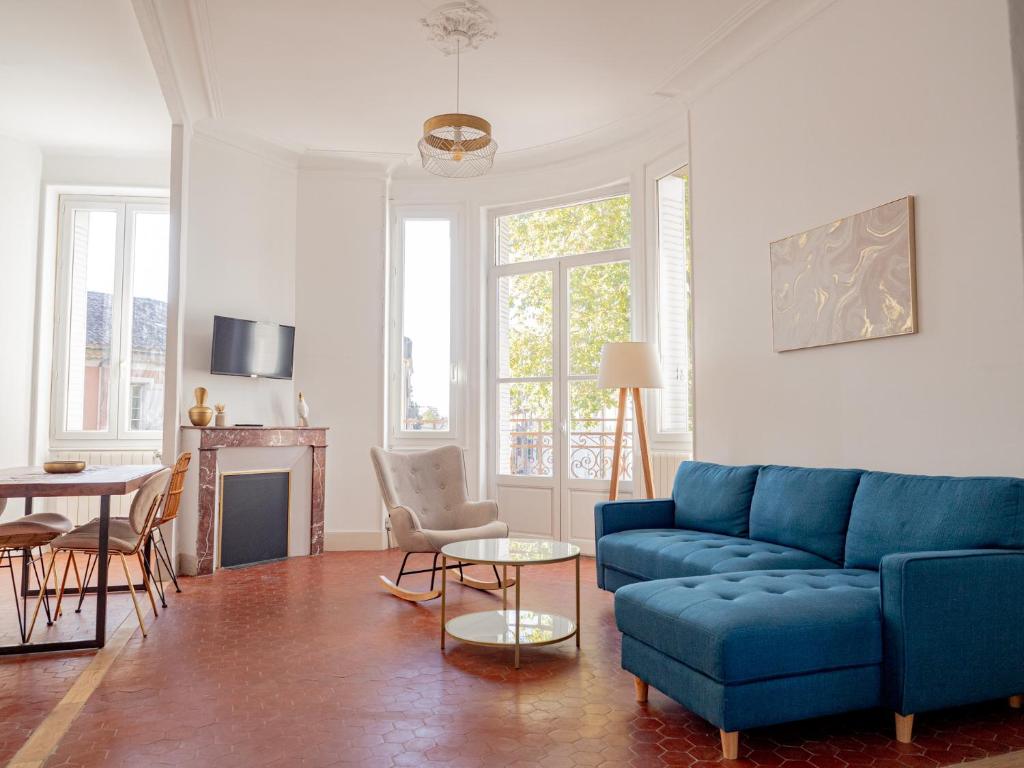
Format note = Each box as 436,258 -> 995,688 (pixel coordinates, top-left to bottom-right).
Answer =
769,196 -> 916,352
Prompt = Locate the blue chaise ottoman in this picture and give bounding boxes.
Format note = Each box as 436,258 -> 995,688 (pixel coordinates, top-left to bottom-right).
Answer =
616,570 -> 882,758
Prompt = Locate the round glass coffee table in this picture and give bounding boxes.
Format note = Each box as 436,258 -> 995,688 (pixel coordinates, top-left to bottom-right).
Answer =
440,537 -> 581,668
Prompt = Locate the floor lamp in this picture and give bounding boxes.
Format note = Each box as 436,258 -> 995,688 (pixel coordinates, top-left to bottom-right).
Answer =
598,342 -> 664,500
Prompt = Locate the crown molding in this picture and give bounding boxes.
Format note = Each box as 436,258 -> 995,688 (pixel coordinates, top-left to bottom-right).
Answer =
299,149 -> 407,175
131,0 -> 188,124
132,0 -> 216,126
666,0 -> 838,102
188,0 -> 224,119
192,123 -> 300,170
655,0 -> 770,97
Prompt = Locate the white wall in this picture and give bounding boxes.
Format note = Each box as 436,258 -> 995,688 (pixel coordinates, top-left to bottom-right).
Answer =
181,133 -> 298,426
0,135 -> 42,518
42,151 -> 169,188
294,170 -> 388,548
690,0 -> 1024,475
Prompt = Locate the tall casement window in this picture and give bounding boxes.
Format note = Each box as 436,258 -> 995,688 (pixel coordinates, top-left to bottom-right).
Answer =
388,208 -> 460,444
51,195 -> 170,443
650,162 -> 694,445
490,190 -> 633,551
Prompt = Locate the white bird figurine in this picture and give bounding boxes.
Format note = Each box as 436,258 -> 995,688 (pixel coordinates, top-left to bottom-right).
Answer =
297,392 -> 310,427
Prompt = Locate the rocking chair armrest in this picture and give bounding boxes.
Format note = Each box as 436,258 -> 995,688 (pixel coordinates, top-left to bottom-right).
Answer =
460,500 -> 500,527
388,505 -> 424,534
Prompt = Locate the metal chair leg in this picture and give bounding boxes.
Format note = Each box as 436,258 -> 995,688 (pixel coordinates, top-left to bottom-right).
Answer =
76,554 -> 97,613
153,530 -> 180,594
28,548 -> 53,625
394,552 -> 413,587
429,553 -> 440,591
150,556 -> 167,607
5,550 -> 27,643
51,550 -> 74,619
69,552 -> 82,601
26,550 -> 59,643
137,551 -> 159,617
144,534 -> 167,608
119,553 -> 147,638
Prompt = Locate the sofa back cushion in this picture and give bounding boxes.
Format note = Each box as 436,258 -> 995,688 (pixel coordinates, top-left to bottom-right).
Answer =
845,471 -> 1024,568
749,465 -> 863,563
672,461 -> 760,536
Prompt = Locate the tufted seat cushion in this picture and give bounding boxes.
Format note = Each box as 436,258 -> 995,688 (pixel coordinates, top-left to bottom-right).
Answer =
615,569 -> 881,684
598,529 -> 837,584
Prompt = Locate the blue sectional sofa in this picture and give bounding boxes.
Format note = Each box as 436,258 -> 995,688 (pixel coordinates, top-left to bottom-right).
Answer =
595,461 -> 1024,759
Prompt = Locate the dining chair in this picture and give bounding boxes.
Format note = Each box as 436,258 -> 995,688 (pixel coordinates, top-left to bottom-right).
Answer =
68,453 -> 190,612
0,499 -> 75,643
49,468 -> 171,637
146,452 -> 190,606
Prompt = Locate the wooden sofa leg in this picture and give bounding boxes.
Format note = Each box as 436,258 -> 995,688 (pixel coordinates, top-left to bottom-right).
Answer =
895,713 -> 914,743
1010,695 -> 1023,709
720,730 -> 739,760
633,676 -> 648,703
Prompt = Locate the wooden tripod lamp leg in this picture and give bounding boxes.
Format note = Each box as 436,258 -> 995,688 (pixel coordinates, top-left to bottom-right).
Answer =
632,387 -> 655,499
608,387 -> 628,500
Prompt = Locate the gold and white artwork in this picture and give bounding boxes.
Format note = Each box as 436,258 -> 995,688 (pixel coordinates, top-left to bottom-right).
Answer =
770,196 -> 916,352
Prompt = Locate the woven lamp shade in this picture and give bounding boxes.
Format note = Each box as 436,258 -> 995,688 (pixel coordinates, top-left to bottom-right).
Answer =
418,113 -> 497,178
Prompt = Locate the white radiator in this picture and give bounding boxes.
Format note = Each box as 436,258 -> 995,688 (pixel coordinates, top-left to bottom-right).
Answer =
44,449 -> 161,524
651,451 -> 691,497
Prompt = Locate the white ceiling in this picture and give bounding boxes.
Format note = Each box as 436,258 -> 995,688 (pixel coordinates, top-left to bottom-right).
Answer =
0,0 -> 170,154
196,0 -> 753,157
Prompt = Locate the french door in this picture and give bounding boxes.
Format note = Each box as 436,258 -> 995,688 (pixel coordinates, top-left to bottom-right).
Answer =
489,226 -> 634,556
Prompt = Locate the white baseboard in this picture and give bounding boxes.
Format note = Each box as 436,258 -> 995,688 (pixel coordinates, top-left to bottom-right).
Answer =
325,530 -> 388,551
177,552 -> 198,576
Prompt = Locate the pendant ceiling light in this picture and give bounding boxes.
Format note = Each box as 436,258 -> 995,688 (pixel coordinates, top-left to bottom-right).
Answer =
418,1 -> 497,178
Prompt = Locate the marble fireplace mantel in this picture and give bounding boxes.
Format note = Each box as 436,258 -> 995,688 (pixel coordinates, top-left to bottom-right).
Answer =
178,426 -> 328,576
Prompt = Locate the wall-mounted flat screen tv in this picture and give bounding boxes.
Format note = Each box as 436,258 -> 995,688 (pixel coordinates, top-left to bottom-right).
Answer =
210,315 -> 295,379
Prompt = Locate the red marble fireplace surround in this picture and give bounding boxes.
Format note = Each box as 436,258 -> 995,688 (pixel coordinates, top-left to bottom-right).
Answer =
184,426 -> 328,576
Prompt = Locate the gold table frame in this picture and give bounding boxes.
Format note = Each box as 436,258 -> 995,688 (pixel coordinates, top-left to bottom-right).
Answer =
439,540 -> 580,669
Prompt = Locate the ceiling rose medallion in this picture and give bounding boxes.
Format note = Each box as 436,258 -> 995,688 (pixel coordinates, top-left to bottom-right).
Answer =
418,1 -> 498,178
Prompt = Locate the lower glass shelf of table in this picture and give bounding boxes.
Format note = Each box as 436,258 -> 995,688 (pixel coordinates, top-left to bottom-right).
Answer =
445,610 -> 576,647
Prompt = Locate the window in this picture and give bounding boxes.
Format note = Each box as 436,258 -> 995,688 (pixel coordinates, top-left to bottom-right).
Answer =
652,164 -> 694,439
52,196 -> 169,443
389,209 -> 459,441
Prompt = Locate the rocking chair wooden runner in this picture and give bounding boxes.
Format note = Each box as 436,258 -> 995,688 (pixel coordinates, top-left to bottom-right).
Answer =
371,446 -> 514,602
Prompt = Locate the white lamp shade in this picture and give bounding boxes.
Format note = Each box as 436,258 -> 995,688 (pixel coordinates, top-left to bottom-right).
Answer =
597,342 -> 664,389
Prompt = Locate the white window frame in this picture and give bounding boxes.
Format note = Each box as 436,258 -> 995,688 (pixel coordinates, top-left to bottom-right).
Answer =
387,204 -> 464,447
50,194 -> 169,446
644,149 -> 694,453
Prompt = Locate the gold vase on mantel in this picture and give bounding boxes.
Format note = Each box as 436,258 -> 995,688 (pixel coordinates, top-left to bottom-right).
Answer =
188,387 -> 214,427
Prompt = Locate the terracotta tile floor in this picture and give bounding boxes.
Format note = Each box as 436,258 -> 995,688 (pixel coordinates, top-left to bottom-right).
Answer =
0,551 -> 1022,767
0,555 -> 142,765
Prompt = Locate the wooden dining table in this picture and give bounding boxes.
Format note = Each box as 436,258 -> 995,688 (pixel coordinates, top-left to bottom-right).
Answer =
0,464 -> 165,655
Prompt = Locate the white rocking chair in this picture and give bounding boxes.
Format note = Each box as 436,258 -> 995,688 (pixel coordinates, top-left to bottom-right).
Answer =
370,445 -> 513,601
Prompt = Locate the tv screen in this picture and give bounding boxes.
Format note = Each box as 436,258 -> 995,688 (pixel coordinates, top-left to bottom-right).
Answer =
210,315 -> 295,379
